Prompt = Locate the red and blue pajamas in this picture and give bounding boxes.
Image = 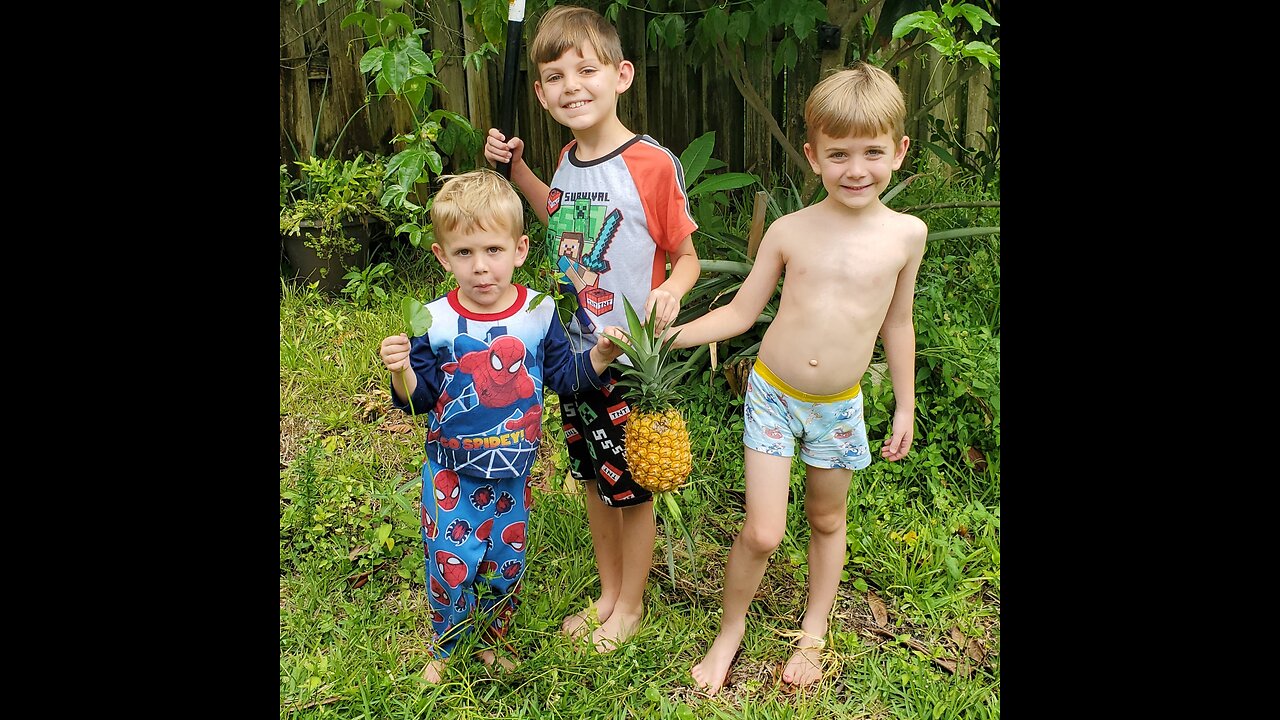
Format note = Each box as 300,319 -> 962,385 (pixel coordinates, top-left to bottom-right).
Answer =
391,285 -> 603,660
421,459 -> 532,658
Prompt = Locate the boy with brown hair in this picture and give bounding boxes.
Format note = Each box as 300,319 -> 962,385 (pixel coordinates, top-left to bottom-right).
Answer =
483,4 -> 701,652
667,62 -> 927,694
377,169 -> 623,682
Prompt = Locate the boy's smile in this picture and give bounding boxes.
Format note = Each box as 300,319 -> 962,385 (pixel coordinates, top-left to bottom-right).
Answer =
431,228 -> 529,314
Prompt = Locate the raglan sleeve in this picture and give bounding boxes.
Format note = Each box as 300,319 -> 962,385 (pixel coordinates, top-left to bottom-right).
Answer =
390,332 -> 443,414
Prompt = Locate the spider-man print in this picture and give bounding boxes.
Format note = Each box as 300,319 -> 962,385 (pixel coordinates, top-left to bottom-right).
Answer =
495,491 -> 515,516
471,485 -> 495,510
505,403 -> 543,442
456,335 -> 534,408
433,468 -> 461,511
446,518 -> 472,544
421,505 -> 438,540
429,575 -> 449,606
501,522 -> 526,552
435,550 -> 468,588
475,518 -> 494,548
501,559 -> 523,581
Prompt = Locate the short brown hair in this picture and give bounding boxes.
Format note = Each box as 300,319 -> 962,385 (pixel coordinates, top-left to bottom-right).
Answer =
529,4 -> 624,68
430,169 -> 524,243
805,62 -> 906,142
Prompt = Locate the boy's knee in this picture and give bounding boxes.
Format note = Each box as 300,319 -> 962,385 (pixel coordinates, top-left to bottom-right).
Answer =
739,524 -> 784,555
807,512 -> 846,537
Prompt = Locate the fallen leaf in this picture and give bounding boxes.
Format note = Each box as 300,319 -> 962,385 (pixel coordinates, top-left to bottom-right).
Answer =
348,545 -> 369,561
382,423 -> 414,434
351,575 -> 369,589
950,626 -> 966,648
965,638 -> 986,665
966,446 -> 988,471
868,591 -> 888,627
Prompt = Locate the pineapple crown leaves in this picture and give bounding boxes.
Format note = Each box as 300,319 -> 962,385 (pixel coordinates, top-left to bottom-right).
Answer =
606,298 -> 696,409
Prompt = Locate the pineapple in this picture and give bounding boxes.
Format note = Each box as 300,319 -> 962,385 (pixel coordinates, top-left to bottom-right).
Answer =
607,298 -> 693,494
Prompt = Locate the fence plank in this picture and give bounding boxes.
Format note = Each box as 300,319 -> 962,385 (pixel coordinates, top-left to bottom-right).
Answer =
280,0 -> 314,162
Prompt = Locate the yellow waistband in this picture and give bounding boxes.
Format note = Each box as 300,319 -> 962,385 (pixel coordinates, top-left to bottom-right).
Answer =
753,359 -> 861,402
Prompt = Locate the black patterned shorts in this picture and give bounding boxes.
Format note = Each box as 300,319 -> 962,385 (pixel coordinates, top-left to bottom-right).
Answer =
558,372 -> 653,508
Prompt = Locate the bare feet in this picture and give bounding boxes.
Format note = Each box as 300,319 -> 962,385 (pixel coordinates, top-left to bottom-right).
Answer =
561,599 -> 610,640
589,610 -> 642,653
690,626 -> 745,696
476,649 -> 517,672
781,631 -> 825,688
422,659 -> 447,684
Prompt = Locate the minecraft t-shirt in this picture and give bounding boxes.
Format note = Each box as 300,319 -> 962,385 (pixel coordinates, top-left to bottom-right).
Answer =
544,135 -> 698,356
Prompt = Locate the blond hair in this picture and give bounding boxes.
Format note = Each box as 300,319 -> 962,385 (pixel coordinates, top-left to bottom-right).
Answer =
430,169 -> 524,242
529,4 -> 624,68
805,62 -> 906,142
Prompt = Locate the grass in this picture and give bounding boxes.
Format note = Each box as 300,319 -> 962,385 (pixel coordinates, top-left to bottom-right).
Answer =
280,173 -> 1000,719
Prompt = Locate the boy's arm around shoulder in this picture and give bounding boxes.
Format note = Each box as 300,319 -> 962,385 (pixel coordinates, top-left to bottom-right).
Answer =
878,215 -> 928,461
668,224 -> 787,349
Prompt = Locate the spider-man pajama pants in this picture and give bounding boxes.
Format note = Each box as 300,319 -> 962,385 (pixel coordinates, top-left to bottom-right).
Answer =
421,459 -> 531,659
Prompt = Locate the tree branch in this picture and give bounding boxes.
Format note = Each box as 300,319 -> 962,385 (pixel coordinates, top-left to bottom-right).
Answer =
715,38 -> 811,178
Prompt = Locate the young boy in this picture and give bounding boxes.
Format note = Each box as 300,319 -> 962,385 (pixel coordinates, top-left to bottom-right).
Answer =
482,4 -> 701,652
378,169 -> 623,683
666,63 -> 927,695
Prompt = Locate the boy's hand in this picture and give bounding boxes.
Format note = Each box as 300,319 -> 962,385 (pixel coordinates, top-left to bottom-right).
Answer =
380,333 -> 412,373
484,128 -> 524,168
643,288 -> 680,334
881,407 -> 914,461
595,326 -> 628,363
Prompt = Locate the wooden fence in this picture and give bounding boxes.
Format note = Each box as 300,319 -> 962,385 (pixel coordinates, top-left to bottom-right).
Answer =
280,0 -> 995,188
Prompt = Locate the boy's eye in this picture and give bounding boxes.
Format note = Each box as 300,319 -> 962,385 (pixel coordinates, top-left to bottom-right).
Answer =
544,73 -> 561,82
488,246 -> 503,254
580,67 -> 596,75
456,249 -> 470,256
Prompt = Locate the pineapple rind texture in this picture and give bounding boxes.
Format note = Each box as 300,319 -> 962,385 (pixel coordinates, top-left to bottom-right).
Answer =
624,408 -> 692,493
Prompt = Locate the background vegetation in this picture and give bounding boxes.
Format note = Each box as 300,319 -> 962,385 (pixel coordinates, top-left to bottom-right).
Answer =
280,158 -> 1000,717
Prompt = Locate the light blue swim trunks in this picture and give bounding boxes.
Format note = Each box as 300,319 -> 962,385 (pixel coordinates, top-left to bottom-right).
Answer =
742,359 -> 873,470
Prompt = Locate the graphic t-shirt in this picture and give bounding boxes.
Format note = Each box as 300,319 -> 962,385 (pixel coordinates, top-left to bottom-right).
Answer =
392,285 -> 602,479
544,135 -> 698,354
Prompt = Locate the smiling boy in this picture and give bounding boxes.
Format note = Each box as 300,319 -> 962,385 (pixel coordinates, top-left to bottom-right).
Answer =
665,62 -> 928,695
483,4 -> 700,653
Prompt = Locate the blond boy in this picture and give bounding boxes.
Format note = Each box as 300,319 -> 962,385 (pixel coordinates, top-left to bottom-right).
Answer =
667,63 -> 927,694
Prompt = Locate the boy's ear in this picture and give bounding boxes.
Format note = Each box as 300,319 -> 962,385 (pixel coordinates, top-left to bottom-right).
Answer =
430,242 -> 450,272
513,234 -> 530,268
892,135 -> 910,170
803,141 -> 820,174
534,80 -> 548,109
616,60 -> 635,93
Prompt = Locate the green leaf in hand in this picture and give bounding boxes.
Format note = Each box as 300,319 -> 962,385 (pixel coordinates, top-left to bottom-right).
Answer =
401,297 -> 432,337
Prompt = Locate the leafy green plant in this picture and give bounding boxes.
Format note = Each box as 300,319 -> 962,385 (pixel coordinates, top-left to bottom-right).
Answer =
679,130 -> 761,240
341,261 -> 396,307
341,0 -> 481,238
280,154 -> 401,272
